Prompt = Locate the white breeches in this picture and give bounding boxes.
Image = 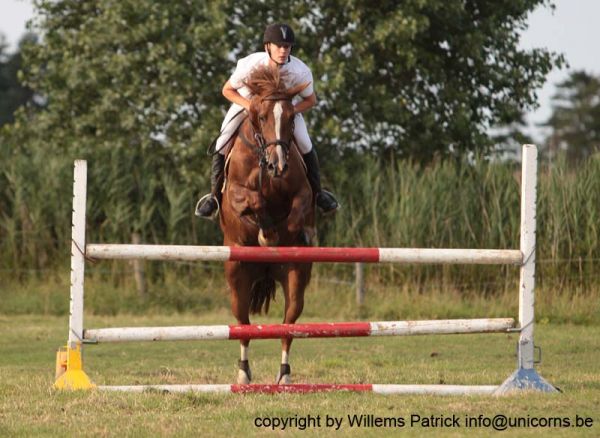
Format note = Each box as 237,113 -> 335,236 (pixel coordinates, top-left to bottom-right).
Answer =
215,104 -> 313,156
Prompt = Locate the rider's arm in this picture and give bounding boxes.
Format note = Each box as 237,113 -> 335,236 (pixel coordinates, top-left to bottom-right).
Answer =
222,80 -> 251,111
294,93 -> 316,114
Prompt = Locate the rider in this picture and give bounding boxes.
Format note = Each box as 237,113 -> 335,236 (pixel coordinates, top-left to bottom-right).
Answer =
195,23 -> 339,218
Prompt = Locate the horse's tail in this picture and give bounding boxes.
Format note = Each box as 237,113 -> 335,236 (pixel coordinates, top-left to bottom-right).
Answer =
249,276 -> 276,314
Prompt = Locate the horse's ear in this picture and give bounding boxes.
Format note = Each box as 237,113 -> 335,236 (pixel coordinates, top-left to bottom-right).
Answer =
287,82 -> 311,98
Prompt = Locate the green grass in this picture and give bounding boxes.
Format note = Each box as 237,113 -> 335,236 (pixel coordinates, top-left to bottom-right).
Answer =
1,257 -> 598,437
1,313 -> 599,437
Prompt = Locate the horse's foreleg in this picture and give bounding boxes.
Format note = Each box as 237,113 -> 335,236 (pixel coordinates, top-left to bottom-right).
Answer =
226,261 -> 254,384
276,266 -> 309,384
238,340 -> 252,384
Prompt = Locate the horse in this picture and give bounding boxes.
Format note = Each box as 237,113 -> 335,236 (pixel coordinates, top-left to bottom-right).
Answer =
219,66 -> 315,384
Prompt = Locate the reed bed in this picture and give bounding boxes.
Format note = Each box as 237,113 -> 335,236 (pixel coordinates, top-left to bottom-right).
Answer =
1,142 -> 598,294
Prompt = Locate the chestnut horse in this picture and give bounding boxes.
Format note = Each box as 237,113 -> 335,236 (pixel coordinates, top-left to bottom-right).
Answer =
219,66 -> 315,384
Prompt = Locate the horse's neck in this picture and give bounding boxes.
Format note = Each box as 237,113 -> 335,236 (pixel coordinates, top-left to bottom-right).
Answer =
237,118 -> 256,150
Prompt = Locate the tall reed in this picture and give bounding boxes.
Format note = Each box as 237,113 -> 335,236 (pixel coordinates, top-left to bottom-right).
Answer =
1,137 -> 598,293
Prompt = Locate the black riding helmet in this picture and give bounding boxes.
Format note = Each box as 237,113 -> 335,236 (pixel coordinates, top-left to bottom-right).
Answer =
263,23 -> 295,46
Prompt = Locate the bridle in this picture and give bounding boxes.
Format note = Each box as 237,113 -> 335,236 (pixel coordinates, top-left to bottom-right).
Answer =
255,94 -> 295,151
235,93 -> 296,228
239,93 -> 295,182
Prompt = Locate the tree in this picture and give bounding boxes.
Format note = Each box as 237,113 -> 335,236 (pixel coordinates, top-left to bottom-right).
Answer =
490,109 -> 534,161
0,33 -> 38,126
543,71 -> 600,165
16,0 -> 562,166
293,0 -> 564,162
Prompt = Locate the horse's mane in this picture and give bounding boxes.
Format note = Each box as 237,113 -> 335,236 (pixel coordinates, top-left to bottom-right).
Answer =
243,65 -> 288,97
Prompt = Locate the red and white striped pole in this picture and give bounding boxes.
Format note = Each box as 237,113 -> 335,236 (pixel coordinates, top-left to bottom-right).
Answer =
86,244 -> 522,265
83,318 -> 515,343
99,383 -> 499,395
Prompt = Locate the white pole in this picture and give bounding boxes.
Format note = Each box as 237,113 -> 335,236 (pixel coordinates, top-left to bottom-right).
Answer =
378,248 -> 521,264
86,244 -> 232,261
518,145 -> 537,369
371,384 -> 498,396
369,318 -> 515,336
493,145 -> 555,394
85,325 -> 231,342
68,160 -> 87,348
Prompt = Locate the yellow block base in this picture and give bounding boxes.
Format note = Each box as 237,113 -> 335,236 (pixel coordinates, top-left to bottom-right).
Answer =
54,369 -> 96,390
53,344 -> 96,390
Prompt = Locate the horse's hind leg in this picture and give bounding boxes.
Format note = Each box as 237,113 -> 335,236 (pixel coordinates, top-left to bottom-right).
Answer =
226,261 -> 254,384
276,265 -> 309,384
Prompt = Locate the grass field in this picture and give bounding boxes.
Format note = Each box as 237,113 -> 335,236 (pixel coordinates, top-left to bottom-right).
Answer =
1,310 -> 599,437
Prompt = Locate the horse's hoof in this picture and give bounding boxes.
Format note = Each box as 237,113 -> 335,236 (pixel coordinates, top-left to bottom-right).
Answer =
258,228 -> 279,247
237,369 -> 251,384
275,363 -> 291,384
258,229 -> 268,247
237,359 -> 252,384
276,372 -> 291,384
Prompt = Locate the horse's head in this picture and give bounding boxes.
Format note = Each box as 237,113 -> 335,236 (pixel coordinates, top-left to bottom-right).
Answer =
245,68 -> 310,178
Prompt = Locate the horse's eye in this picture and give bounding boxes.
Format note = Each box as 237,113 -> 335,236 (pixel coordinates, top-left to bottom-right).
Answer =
259,115 -> 266,123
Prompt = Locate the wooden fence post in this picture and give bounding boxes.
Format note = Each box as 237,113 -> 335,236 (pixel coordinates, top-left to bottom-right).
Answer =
131,232 -> 147,300
355,262 -> 365,305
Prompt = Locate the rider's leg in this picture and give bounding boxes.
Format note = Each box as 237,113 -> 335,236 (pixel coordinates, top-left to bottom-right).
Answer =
195,153 -> 225,217
294,114 -> 339,213
195,105 -> 245,218
302,149 -> 339,213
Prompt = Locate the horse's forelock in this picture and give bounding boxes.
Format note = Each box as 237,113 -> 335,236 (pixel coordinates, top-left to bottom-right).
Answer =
244,66 -> 288,97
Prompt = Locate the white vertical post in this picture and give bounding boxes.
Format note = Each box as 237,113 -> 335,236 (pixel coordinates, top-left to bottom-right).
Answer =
68,160 -> 87,348
518,145 -> 537,369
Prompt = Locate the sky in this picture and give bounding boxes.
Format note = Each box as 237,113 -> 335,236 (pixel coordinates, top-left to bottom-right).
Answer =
1,0 -> 598,143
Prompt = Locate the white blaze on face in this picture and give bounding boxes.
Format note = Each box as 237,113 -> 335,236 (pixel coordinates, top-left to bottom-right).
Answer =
275,145 -> 285,173
273,102 -> 286,173
273,102 -> 283,139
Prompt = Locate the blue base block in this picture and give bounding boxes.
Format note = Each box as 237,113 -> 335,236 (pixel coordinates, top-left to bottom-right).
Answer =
494,368 -> 559,395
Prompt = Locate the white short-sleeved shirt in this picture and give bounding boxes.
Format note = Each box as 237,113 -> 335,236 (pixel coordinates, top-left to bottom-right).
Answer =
228,52 -> 314,102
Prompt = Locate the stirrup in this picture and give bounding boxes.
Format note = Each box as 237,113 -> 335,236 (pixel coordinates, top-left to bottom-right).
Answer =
194,193 -> 220,219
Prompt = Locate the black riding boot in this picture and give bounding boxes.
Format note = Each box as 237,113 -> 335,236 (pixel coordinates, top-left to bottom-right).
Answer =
302,149 -> 339,214
195,153 -> 225,218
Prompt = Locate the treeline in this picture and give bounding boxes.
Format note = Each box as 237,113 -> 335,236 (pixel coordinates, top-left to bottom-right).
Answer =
1,142 -> 598,290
